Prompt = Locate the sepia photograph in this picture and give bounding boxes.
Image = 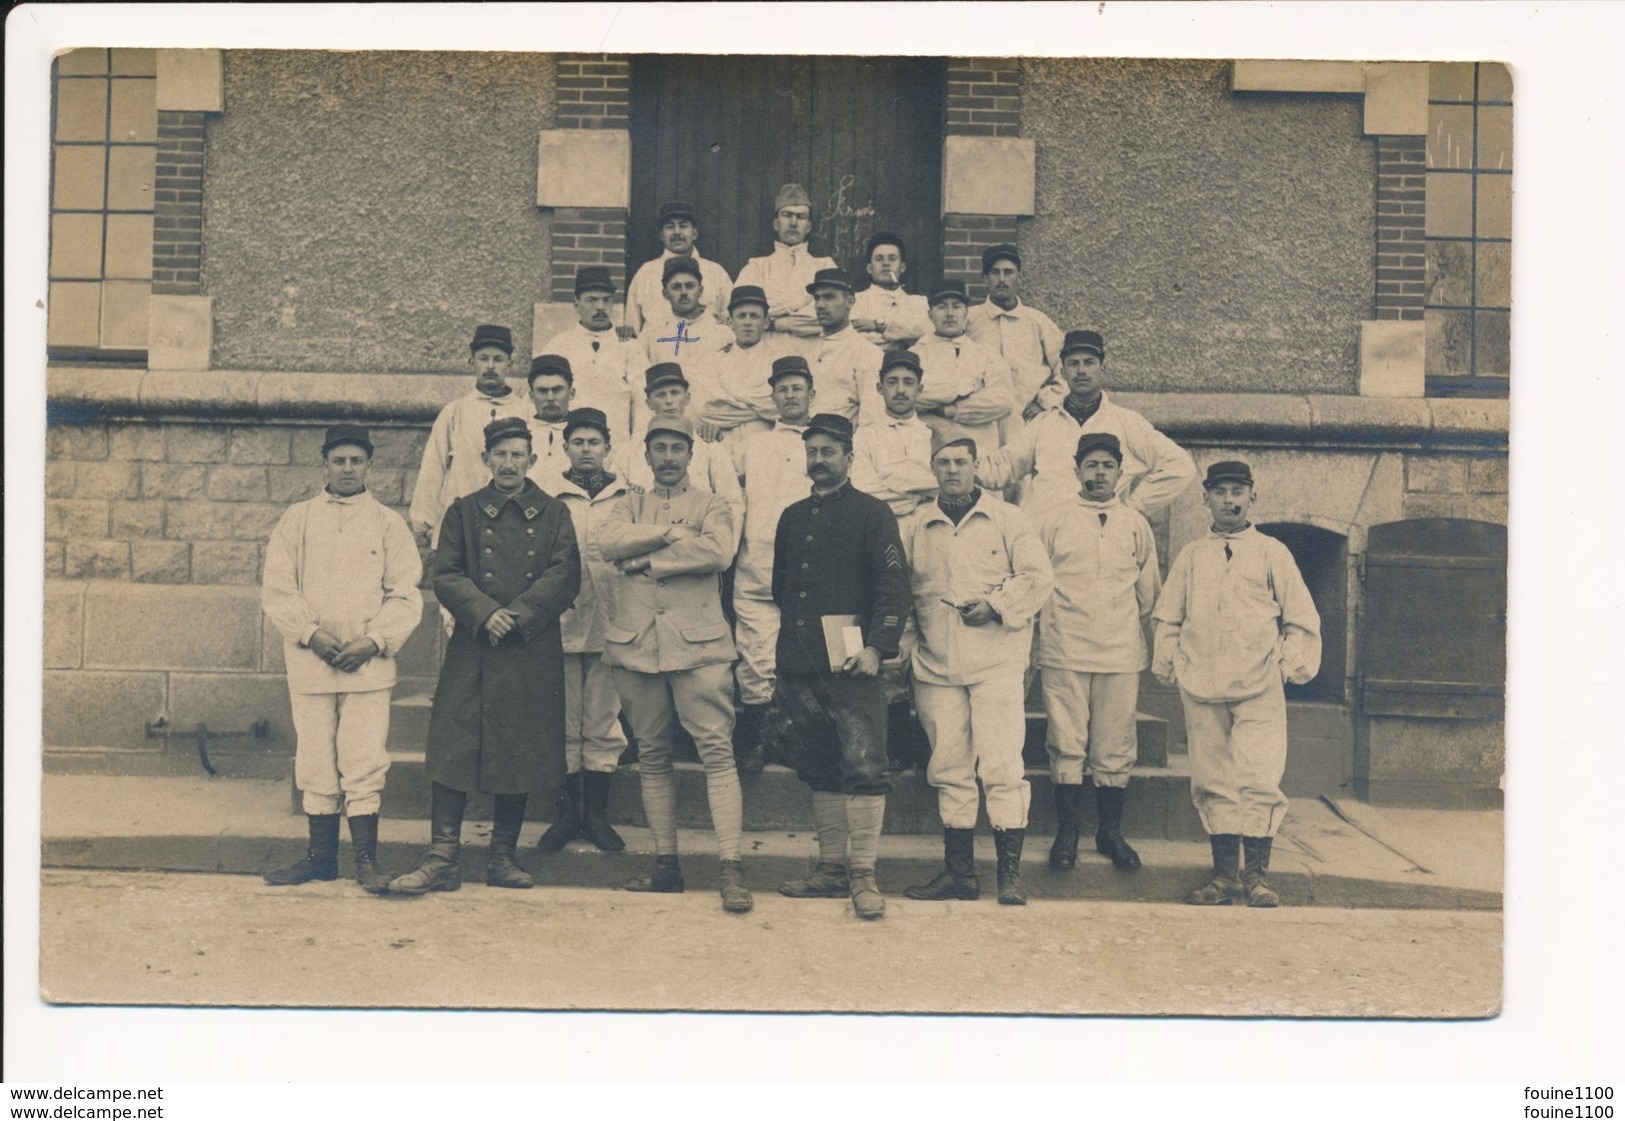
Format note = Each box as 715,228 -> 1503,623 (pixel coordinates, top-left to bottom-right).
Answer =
5,0 -> 1618,1101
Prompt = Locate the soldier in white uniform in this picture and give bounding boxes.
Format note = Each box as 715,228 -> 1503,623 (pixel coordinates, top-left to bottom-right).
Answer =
542,267 -> 638,441
535,407 -> 631,855
525,354 -> 577,491
623,200 -> 733,338
850,232 -> 931,349
977,330 -> 1196,516
1154,461 -> 1321,908
898,434 -> 1053,905
806,267 -> 883,424
597,415 -> 752,913
639,257 -> 734,431
735,183 -> 836,358
910,278 -> 1015,455
408,324 -> 531,546
262,426 -> 424,894
696,285 -> 783,451
851,349 -> 937,520
1032,432 -> 1163,874
965,243 -> 1068,429
729,356 -> 817,773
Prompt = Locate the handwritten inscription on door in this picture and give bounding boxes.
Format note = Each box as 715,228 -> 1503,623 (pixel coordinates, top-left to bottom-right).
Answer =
817,174 -> 877,270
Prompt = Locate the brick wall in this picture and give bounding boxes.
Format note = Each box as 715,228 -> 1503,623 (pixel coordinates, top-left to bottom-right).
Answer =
548,207 -> 629,304
942,214 -> 1020,300
153,111 -> 207,297
1375,136 -> 1426,321
555,54 -> 631,130
946,58 -> 1021,137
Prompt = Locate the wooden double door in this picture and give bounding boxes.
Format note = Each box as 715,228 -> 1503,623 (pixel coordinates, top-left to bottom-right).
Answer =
629,55 -> 946,287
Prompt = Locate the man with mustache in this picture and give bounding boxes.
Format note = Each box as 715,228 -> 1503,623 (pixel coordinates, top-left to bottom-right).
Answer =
1032,433 -> 1163,875
623,200 -> 734,338
262,426 -> 423,895
736,183 -> 837,358
391,417 -> 581,896
850,232 -> 931,349
910,278 -> 1015,455
525,354 -> 578,490
771,413 -> 912,920
966,244 -> 1068,432
596,414 -> 752,913
805,267 -> 881,425
977,329 -> 1195,515
639,257 -> 735,434
541,267 -> 638,440
851,349 -> 938,519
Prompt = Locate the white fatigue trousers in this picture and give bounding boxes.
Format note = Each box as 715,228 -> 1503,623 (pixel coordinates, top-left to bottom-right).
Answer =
1042,668 -> 1138,788
914,672 -> 1030,831
289,689 -> 393,816
563,652 -> 627,774
732,594 -> 780,707
1180,680 -> 1290,838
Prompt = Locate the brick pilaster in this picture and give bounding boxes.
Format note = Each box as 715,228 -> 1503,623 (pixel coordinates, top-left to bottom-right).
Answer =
548,208 -> 629,303
1375,136 -> 1426,320
945,58 -> 1021,137
556,54 -> 631,130
153,111 -> 206,296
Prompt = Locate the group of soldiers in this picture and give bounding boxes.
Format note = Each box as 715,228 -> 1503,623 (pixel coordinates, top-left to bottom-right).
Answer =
260,183 -> 1322,920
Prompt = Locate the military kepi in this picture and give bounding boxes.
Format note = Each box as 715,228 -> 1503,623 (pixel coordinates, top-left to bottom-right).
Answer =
645,414 -> 695,445
563,407 -> 611,441
1061,329 -> 1105,359
470,324 -> 514,354
321,424 -> 373,457
575,266 -> 616,295
805,267 -> 854,295
928,278 -> 969,305
729,284 -> 769,312
775,183 -> 812,212
484,416 -> 530,449
530,353 -> 573,382
880,349 -> 923,377
1204,460 -> 1254,489
645,362 -> 688,391
662,256 -> 702,282
803,413 -> 854,444
981,243 -> 1022,273
931,432 -> 977,460
657,200 -> 697,225
1074,431 -> 1122,463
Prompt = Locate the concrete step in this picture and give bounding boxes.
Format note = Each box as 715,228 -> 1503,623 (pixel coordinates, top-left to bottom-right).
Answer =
314,756 -> 1209,838
38,775 -> 1504,912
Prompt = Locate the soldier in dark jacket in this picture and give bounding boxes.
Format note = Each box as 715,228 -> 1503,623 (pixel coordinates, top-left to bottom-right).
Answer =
391,417 -> 582,895
771,413 -> 912,920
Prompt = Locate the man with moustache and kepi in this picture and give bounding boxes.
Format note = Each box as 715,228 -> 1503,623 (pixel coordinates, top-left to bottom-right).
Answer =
391,417 -> 581,895
771,412 -> 912,920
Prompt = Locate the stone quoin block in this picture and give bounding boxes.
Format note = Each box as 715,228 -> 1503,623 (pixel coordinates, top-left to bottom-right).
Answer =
1467,456 -> 1509,495
147,295 -> 214,371
83,583 -> 263,671
1358,319 -> 1426,398
536,129 -> 631,209
942,136 -> 1037,217
155,49 -> 223,113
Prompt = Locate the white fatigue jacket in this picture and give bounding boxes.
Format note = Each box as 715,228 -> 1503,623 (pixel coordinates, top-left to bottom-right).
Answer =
639,311 -> 734,372
613,416 -> 746,552
899,490 -> 1054,688
910,333 -> 1016,453
625,250 -> 734,336
525,419 -> 573,493
1152,525 -> 1322,703
697,335 -> 784,438
851,413 -> 937,518
408,385 -> 531,539
553,472 -> 633,655
851,285 -> 932,347
732,421 -> 811,598
262,489 -> 424,694
1033,494 -> 1161,674
735,241 -> 837,325
966,297 -> 1067,415
540,322 -> 639,440
812,323 -> 885,423
976,392 -> 1196,515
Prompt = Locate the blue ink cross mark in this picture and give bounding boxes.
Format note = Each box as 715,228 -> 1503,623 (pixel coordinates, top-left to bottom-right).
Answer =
657,319 -> 701,357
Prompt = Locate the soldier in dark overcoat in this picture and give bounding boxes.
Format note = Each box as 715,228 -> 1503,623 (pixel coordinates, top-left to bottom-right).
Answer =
391,417 -> 581,895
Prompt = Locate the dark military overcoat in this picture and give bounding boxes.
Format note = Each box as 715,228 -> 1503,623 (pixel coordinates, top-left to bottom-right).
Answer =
427,479 -> 581,794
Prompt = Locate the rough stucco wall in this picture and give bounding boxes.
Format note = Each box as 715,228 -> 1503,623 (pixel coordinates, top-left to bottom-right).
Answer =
1022,59 -> 1372,394
205,52 -> 556,373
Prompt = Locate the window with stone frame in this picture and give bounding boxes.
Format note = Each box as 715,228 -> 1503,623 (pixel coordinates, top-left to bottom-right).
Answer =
1424,62 -> 1511,394
48,48 -> 157,359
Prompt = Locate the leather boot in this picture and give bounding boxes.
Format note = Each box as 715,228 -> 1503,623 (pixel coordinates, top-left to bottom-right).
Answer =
1242,835 -> 1280,908
1048,783 -> 1082,870
904,827 -> 980,900
580,770 -> 625,852
994,828 -> 1027,906
626,854 -> 684,893
346,813 -> 391,895
1185,833 -> 1244,905
486,793 -> 534,888
535,772 -> 583,852
849,867 -> 886,920
389,783 -> 465,895
719,860 -> 754,913
264,813 -> 341,885
733,703 -> 766,774
778,861 -> 850,898
1094,784 -> 1142,871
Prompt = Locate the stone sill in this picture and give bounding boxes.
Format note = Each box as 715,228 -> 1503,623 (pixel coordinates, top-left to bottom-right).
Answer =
47,367 -> 1508,451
